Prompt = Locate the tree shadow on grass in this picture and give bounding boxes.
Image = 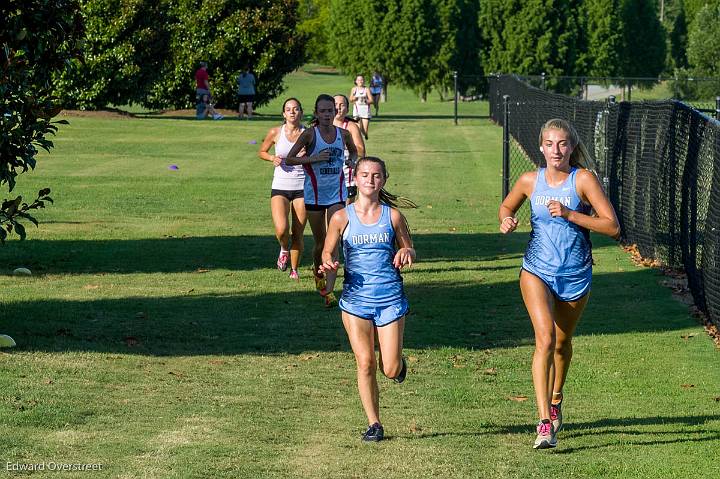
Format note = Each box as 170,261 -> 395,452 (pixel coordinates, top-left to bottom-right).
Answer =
0,233 -> 528,275
0,267 -> 695,355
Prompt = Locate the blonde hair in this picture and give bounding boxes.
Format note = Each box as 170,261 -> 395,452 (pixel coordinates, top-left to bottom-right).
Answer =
539,118 -> 596,171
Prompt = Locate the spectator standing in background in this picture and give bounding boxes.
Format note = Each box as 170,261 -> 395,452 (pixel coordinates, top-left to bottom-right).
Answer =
237,66 -> 257,120
370,71 -> 384,117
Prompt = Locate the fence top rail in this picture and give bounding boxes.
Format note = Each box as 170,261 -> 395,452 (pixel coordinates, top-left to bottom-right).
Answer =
498,74 -> 720,83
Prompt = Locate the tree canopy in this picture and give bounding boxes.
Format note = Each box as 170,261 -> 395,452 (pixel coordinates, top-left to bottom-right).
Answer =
57,0 -> 307,110
0,0 -> 80,239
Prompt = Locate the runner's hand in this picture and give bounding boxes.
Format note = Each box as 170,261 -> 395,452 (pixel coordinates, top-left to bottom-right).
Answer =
547,200 -> 570,219
393,248 -> 414,269
318,260 -> 340,274
500,216 -> 518,234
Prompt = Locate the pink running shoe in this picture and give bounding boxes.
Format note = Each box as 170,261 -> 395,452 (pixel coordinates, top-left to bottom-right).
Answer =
289,269 -> 299,280
277,251 -> 289,271
550,401 -> 563,433
533,420 -> 557,449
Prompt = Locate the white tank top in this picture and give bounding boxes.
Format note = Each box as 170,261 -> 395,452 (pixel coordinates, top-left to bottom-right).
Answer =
354,87 -> 369,105
340,119 -> 355,188
303,126 -> 347,205
271,124 -> 305,191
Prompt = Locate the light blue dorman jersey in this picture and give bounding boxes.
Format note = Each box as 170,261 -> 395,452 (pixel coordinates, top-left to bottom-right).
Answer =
523,167 -> 593,276
342,204 -> 405,306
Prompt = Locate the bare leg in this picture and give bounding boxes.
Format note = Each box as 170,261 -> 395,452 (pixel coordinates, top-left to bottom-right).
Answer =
323,203 -> 344,293
520,270 -> 556,421
306,210 -> 327,278
270,196 -> 291,251
376,317 -> 405,379
552,294 -> 589,400
361,119 -> 370,139
247,102 -> 254,119
356,117 -> 366,138
342,312 -> 379,425
289,199 -> 307,271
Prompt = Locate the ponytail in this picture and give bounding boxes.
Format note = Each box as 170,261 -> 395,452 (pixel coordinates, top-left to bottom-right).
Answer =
354,156 -> 417,209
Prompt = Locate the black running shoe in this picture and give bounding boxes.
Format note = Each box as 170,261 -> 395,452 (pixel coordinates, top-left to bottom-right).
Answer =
393,357 -> 407,384
362,422 -> 384,442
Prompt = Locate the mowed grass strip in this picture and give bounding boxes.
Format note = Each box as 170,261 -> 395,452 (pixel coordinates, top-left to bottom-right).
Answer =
0,68 -> 717,478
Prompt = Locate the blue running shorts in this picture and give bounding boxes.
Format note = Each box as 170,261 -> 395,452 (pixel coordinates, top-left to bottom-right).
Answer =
522,266 -> 591,302
339,297 -> 409,327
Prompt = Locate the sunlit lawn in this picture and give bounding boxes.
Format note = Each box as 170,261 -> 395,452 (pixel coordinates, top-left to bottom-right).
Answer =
0,67 -> 717,478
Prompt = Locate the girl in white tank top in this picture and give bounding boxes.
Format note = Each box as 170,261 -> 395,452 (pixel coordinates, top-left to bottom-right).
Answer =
351,75 -> 373,140
333,94 -> 367,203
258,98 -> 308,281
272,124 -> 305,191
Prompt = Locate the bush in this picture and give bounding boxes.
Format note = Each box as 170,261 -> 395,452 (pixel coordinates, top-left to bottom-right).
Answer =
56,0 -> 307,111
0,1 -> 81,239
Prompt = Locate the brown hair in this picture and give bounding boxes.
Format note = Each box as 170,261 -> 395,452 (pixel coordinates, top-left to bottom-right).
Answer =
354,157 -> 417,209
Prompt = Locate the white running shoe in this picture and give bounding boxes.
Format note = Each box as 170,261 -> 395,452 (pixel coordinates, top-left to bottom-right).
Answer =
277,251 -> 289,271
550,401 -> 563,433
533,420 -> 557,449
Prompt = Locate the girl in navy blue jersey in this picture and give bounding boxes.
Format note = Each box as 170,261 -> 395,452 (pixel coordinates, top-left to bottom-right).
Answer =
320,156 -> 415,442
499,119 -> 620,449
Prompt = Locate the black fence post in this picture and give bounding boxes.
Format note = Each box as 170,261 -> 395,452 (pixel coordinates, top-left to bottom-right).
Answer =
502,95 -> 510,199
627,80 -> 632,102
541,72 -> 546,90
715,96 -> 720,121
453,71 -> 458,125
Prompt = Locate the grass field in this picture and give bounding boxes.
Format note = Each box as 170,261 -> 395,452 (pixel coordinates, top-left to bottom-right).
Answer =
0,67 -> 718,478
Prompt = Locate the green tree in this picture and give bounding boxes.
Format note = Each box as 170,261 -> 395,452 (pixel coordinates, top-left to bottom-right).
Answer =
479,0 -> 583,77
431,0 -> 483,97
0,0 -> 79,239
687,4 -> 720,76
684,0 -> 720,29
55,0 -> 172,109
583,0 -> 623,77
147,0 -> 306,110
684,3 -> 720,98
55,0 -> 306,110
297,0 -> 331,63
618,0 -> 666,77
328,0 -> 481,100
326,0 -> 367,74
